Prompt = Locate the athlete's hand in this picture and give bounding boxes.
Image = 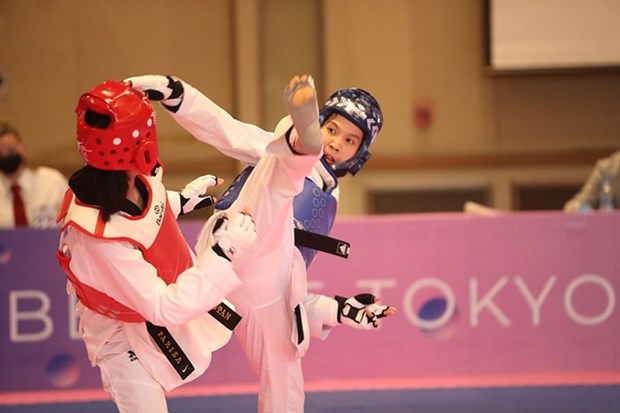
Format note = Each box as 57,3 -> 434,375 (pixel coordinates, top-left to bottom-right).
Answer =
179,174 -> 222,215
123,74 -> 184,112
211,209 -> 257,263
335,293 -> 396,330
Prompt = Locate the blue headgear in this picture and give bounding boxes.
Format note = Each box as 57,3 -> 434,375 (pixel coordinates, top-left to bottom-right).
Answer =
319,88 -> 383,177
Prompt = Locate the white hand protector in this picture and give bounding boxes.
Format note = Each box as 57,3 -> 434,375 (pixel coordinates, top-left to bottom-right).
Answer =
335,294 -> 392,330
179,174 -> 220,215
211,211 -> 257,263
283,75 -> 322,155
123,74 -> 185,112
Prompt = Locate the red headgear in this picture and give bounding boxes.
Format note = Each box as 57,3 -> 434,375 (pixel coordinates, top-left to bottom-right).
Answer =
75,80 -> 159,174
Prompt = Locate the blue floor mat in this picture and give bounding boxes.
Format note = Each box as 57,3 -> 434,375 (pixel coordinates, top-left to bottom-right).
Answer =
1,386 -> 619,413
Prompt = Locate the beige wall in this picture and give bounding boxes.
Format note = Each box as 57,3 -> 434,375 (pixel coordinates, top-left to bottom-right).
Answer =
0,0 -> 239,189
1,0 -> 619,214
321,0 -> 619,214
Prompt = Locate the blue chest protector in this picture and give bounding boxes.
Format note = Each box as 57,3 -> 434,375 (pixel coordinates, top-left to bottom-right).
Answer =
215,163 -> 340,267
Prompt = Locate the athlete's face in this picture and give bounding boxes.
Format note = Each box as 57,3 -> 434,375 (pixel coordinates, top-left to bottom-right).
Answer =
321,114 -> 363,165
0,132 -> 26,159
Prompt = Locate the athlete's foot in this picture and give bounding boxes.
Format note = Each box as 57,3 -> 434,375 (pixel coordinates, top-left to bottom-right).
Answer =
287,75 -> 316,106
284,75 -> 322,155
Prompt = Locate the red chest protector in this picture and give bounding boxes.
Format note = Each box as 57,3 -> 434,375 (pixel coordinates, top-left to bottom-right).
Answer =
56,170 -> 192,322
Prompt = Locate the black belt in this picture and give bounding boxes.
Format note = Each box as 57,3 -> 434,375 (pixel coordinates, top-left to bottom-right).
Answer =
294,228 -> 350,258
208,301 -> 242,330
292,230 -> 349,346
146,301 -> 241,379
146,322 -> 195,380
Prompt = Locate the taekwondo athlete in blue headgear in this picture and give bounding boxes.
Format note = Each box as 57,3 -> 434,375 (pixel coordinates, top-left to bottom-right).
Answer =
125,73 -> 396,413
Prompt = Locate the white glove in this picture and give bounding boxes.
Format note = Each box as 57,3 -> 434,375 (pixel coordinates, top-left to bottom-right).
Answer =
335,294 -> 393,330
123,74 -> 184,112
179,174 -> 220,215
211,211 -> 257,263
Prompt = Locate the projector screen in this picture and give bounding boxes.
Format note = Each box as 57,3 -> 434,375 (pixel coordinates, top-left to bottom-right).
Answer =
487,0 -> 620,72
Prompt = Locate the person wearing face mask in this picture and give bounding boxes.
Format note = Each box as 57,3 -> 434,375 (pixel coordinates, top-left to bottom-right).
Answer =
0,120 -> 68,228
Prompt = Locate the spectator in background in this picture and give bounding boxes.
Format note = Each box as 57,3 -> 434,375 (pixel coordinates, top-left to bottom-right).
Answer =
564,150 -> 620,212
0,120 -> 67,228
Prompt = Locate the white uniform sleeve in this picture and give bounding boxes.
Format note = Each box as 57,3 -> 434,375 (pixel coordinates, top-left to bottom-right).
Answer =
171,80 -> 274,165
166,190 -> 182,217
303,292 -> 339,340
66,228 -> 241,326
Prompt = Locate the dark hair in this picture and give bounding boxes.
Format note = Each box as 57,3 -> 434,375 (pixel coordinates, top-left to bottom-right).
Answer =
69,165 -> 128,222
0,120 -> 22,141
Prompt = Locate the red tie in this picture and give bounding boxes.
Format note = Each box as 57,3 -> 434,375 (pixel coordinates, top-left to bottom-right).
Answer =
10,183 -> 28,227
